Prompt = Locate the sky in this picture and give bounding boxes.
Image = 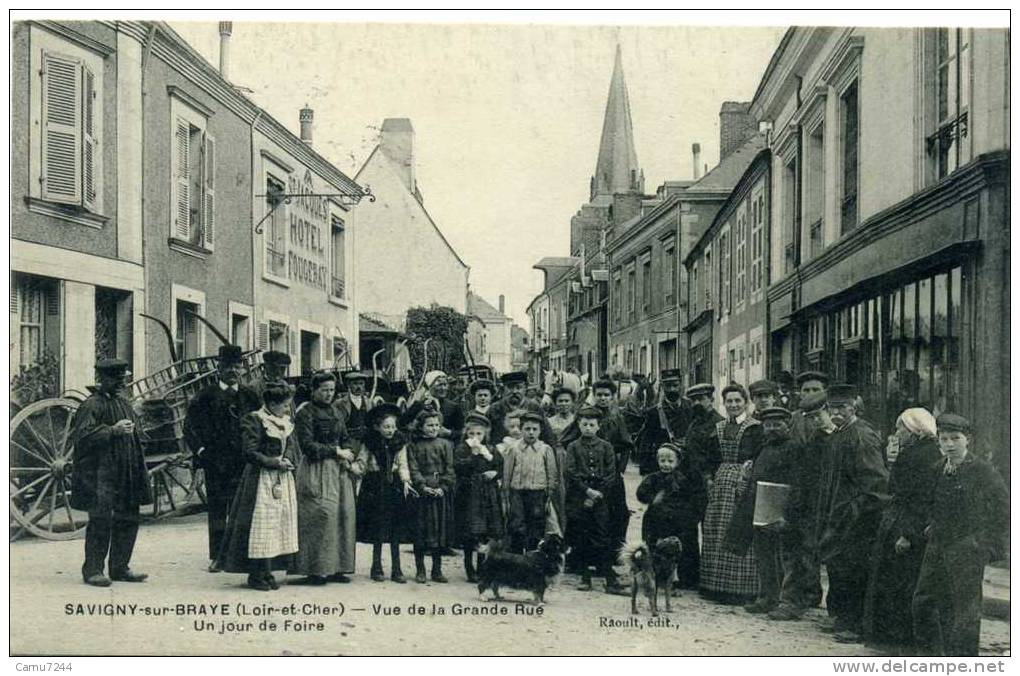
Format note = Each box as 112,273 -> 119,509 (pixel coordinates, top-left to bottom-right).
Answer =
171,20 -> 786,327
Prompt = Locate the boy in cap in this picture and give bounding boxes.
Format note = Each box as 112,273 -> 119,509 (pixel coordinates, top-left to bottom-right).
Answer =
184,345 -> 262,571
565,406 -> 626,593
69,359 -> 153,586
912,414 -> 1009,656
748,380 -> 779,419
591,378 -> 634,553
503,411 -> 559,552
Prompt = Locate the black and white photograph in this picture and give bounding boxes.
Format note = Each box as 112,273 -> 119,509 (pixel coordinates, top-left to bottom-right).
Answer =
6,9 -> 1012,662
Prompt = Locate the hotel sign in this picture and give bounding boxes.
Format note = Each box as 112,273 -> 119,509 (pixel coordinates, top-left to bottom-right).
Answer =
287,169 -> 330,291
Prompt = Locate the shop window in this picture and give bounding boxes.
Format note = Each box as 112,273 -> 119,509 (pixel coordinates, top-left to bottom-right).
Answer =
330,215 -> 346,299
840,80 -> 859,234
265,175 -> 288,278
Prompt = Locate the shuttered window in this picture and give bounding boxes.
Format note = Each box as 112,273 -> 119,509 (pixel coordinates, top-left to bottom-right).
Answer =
330,215 -> 345,299
171,113 -> 215,250
39,50 -> 100,210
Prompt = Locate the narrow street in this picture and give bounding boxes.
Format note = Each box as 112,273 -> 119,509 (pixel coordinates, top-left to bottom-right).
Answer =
10,467 -> 1010,656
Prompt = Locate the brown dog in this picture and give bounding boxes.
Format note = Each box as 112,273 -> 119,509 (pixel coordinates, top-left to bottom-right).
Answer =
619,536 -> 684,616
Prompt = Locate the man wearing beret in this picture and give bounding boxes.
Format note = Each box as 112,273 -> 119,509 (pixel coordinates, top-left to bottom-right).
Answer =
184,344 -> 262,572
912,414 -> 1009,656
637,368 -> 693,476
812,384 -> 889,643
69,359 -> 153,586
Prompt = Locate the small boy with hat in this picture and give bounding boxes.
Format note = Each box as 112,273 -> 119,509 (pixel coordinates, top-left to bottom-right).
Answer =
912,414 -> 1009,656
68,359 -> 153,586
502,410 -> 559,553
454,412 -> 504,582
565,406 -> 626,593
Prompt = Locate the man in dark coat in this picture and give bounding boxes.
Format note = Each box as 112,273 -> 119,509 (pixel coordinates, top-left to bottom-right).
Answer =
254,350 -> 291,392
748,379 -> 779,420
813,384 -> 889,643
912,414 -> 1010,657
184,344 -> 261,571
69,359 -> 153,586
769,391 -> 828,621
486,371 -> 553,444
335,370 -> 375,440
682,383 -> 724,482
637,368 -> 693,476
725,406 -> 798,614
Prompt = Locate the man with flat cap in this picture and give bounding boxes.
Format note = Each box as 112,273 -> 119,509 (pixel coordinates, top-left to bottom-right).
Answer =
69,359 -> 152,586
257,350 -> 291,389
789,371 -> 830,445
912,414 -> 1009,656
487,371 -> 553,444
725,406 -> 799,614
637,368 -> 693,476
682,383 -> 724,484
812,384 -> 889,642
748,380 -> 779,420
185,344 -> 262,571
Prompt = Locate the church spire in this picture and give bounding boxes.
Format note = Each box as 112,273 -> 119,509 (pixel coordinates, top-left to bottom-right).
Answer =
590,44 -> 643,200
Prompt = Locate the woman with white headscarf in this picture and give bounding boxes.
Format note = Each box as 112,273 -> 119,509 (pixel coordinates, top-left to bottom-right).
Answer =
861,408 -> 941,650
400,370 -> 465,440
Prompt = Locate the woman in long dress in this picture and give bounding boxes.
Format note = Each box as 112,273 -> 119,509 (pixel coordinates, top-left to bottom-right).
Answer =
861,408 -> 941,649
218,382 -> 300,591
291,372 -> 365,584
699,383 -> 762,604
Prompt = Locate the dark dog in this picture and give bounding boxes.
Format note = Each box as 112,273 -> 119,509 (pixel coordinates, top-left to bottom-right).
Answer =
619,536 -> 684,615
477,534 -> 564,604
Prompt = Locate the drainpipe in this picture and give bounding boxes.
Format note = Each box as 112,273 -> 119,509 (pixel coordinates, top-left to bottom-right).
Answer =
250,107 -> 265,346
139,22 -> 157,371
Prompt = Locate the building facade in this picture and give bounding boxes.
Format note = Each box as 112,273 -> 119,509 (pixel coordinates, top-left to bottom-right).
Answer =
683,143 -> 771,395
12,21 -> 147,394
754,26 -> 1010,473
466,292 -> 513,373
353,118 -> 470,331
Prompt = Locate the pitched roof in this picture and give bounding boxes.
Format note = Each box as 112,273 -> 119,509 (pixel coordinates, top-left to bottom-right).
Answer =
592,45 -> 641,198
467,292 -> 508,321
359,313 -> 400,334
684,134 -> 767,194
355,144 -> 469,270
533,256 -> 580,270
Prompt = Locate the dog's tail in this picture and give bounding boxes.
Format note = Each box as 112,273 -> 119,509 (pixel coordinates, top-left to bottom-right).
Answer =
618,540 -> 651,569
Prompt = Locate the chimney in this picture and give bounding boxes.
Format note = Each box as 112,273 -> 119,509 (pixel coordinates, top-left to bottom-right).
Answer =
719,101 -> 756,160
379,118 -> 416,194
499,295 -> 506,315
218,22 -> 232,80
299,104 -> 314,147
692,142 -> 702,180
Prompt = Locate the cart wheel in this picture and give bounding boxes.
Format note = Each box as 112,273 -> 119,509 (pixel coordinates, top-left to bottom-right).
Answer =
148,453 -> 205,518
10,398 -> 87,540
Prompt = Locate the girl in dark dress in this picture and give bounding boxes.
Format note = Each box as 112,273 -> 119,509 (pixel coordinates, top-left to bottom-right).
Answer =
862,408 -> 941,649
406,408 -> 457,583
355,403 -> 410,582
454,412 -> 505,582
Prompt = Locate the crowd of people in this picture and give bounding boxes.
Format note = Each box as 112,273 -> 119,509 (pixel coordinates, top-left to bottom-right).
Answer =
68,347 -> 1009,657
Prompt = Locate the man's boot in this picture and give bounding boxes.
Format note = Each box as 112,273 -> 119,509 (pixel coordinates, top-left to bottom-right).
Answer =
431,554 -> 448,583
414,551 -> 427,584
390,542 -> 406,583
464,550 -> 477,583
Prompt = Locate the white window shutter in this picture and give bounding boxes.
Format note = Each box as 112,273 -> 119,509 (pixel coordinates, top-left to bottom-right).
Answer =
174,118 -> 190,240
40,51 -> 82,205
81,64 -> 98,212
257,322 -> 269,350
203,132 -> 215,249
